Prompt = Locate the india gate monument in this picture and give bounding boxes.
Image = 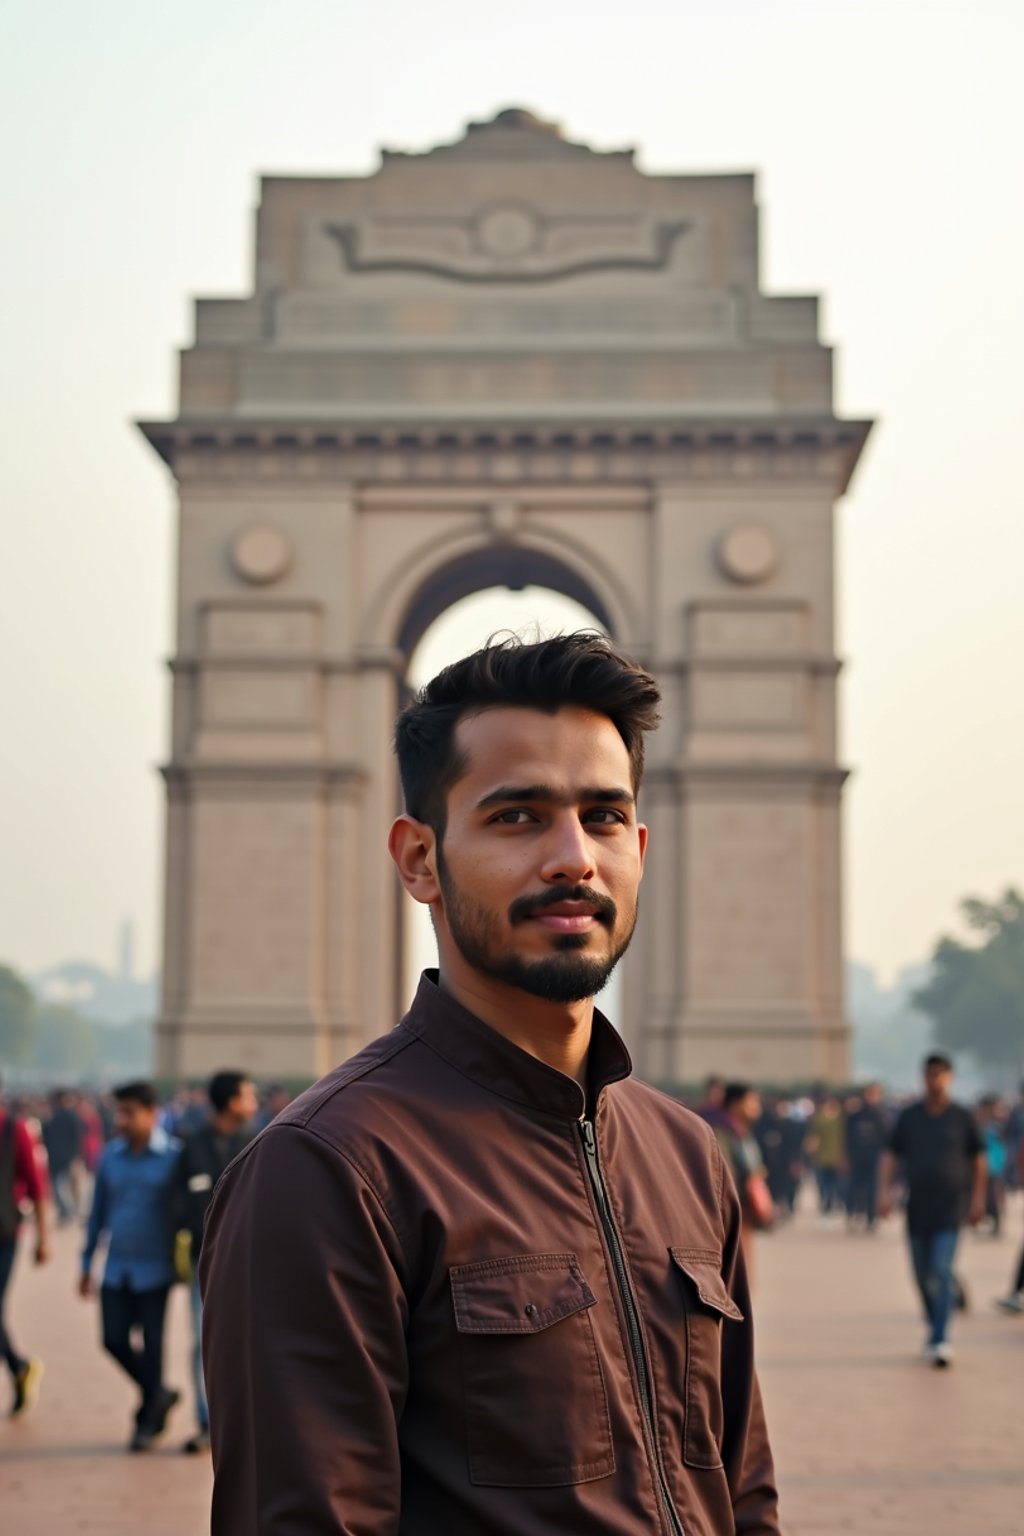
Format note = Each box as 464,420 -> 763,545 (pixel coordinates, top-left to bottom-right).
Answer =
140,108 -> 871,1087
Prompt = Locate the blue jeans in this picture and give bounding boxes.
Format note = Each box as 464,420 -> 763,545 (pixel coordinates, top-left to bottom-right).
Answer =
908,1229 -> 960,1345
191,1275 -> 208,1431
816,1166 -> 843,1214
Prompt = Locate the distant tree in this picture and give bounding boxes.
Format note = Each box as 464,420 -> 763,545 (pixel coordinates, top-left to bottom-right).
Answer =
913,889 -> 1024,1076
93,1017 -> 153,1078
33,1003 -> 99,1077
0,964 -> 36,1066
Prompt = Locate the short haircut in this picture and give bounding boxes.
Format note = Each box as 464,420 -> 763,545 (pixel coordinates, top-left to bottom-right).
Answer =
208,1070 -> 250,1113
924,1052 -> 953,1072
113,1079 -> 157,1109
723,1082 -> 754,1110
394,633 -> 661,836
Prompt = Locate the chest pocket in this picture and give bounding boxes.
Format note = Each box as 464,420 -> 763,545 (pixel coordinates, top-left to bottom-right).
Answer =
670,1247 -> 744,1469
450,1252 -> 614,1487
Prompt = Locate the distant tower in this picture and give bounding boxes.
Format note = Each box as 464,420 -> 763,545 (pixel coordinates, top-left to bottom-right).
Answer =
118,918 -> 136,983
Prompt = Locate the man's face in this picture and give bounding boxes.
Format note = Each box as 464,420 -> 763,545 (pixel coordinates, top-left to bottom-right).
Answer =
924,1062 -> 952,1097
432,706 -> 647,1005
115,1099 -> 156,1144
227,1080 -> 259,1125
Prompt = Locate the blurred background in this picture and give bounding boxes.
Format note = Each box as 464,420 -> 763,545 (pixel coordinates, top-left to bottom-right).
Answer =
1,0 -> 1021,1091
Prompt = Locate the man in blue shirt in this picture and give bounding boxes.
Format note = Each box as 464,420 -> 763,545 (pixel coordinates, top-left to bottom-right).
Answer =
80,1080 -> 181,1450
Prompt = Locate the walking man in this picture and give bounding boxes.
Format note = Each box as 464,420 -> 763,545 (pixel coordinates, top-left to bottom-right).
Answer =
171,1070 -> 256,1453
844,1082 -> 888,1231
716,1083 -> 775,1282
80,1080 -> 182,1448
43,1089 -> 84,1224
880,1053 -> 986,1366
202,633 -> 781,1535
0,1078 -> 49,1414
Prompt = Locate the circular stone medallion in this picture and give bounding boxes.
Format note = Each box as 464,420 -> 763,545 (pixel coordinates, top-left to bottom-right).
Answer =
717,524 -> 780,585
476,205 -> 539,260
231,525 -> 293,586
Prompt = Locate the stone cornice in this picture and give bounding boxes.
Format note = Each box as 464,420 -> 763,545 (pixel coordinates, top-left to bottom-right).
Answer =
161,761 -> 366,794
137,417 -> 872,495
645,762 -> 849,791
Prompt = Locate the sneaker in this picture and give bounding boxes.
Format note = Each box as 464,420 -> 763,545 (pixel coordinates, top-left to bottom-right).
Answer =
10,1358 -> 44,1417
932,1341 -> 953,1367
995,1293 -> 1024,1315
152,1387 -> 181,1437
182,1429 -> 211,1454
129,1425 -> 156,1452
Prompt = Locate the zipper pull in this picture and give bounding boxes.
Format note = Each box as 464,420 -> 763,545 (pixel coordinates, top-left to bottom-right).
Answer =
581,1118 -> 596,1155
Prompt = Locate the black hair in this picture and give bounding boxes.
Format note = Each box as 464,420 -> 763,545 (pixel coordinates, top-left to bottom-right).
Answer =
113,1079 -> 157,1109
723,1082 -> 754,1110
394,632 -> 661,836
924,1052 -> 953,1072
208,1070 -> 250,1114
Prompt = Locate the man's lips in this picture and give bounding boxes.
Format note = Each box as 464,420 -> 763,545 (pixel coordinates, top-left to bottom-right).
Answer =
529,901 -> 601,933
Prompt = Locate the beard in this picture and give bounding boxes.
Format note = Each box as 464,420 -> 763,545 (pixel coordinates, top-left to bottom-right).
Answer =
436,853 -> 638,1005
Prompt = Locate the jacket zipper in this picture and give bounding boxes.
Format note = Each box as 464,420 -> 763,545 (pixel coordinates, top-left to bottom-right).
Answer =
579,1118 -> 685,1536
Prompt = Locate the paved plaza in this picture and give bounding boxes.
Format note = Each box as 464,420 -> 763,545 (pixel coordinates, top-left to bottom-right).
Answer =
1,1205 -> 1021,1534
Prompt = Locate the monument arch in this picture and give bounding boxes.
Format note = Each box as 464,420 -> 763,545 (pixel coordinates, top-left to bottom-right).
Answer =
141,108 -> 871,1085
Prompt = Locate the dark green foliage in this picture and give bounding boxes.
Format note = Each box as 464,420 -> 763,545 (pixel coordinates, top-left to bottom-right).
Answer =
0,965 -> 36,1066
913,889 -> 1024,1074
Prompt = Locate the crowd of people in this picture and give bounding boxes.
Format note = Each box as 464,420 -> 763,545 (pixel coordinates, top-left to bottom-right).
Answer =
699,1057 -> 1024,1363
2,1058 -> 1023,1445
0,1072 -> 281,1447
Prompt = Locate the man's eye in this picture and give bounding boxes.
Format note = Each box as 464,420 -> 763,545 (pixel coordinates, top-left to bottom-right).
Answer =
492,809 -> 534,825
585,808 -> 626,825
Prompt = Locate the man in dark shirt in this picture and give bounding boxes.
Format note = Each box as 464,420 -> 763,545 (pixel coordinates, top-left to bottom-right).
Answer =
172,1070 -> 256,1453
880,1053 -> 985,1366
844,1082 -> 888,1231
43,1089 -> 84,1224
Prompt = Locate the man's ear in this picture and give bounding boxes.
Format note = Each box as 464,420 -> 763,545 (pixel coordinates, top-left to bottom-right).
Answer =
637,821 -> 648,877
388,815 -> 442,905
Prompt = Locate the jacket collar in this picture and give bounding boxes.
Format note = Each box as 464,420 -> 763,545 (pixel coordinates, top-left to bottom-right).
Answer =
400,970 -> 632,1121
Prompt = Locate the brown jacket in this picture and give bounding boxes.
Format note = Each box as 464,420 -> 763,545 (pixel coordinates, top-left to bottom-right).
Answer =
201,974 -> 780,1535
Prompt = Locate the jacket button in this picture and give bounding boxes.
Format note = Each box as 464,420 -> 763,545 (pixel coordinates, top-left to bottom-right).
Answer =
524,1303 -> 537,1317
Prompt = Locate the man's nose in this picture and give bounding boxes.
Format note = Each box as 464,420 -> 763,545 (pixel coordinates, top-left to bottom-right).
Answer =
539,816 -> 596,884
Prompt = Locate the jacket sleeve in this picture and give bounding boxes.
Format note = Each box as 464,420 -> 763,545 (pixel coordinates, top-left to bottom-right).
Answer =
200,1122 -> 410,1536
715,1139 -> 782,1535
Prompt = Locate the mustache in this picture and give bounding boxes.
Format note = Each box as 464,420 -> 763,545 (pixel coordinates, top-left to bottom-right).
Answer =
507,885 -> 618,927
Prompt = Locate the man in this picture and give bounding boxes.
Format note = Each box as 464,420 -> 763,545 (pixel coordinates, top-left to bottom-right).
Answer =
806,1095 -> 846,1221
995,1129 -> 1024,1314
80,1080 -> 182,1449
696,1073 -> 727,1127
880,1053 -> 985,1366
0,1078 -> 49,1415
844,1082 -> 888,1231
171,1069 -> 257,1453
716,1084 -> 774,1281
43,1089 -> 84,1224
203,633 -> 780,1536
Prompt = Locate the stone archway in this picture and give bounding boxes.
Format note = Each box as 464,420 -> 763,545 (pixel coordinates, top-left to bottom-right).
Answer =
142,109 -> 871,1085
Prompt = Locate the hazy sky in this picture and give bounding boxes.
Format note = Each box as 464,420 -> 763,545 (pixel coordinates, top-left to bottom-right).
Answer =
2,0 -> 1021,987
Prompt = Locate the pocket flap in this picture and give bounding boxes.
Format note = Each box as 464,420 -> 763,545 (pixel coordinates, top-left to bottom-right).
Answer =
670,1248 -> 744,1321
451,1252 -> 596,1335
